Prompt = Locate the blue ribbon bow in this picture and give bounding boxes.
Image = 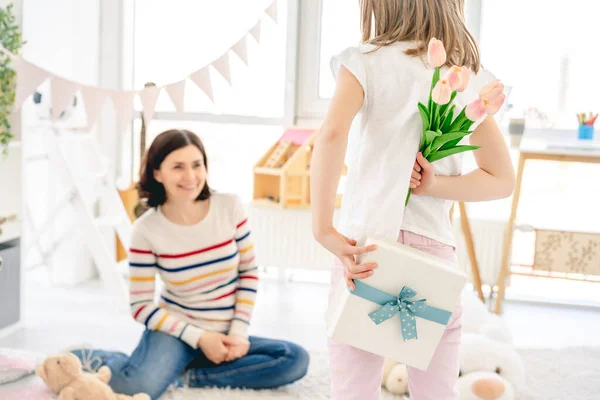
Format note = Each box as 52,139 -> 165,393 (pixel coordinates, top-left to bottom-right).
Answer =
349,280 -> 452,342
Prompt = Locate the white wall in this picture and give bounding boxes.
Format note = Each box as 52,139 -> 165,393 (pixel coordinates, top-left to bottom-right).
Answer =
22,0 -> 99,86
21,0 -> 101,284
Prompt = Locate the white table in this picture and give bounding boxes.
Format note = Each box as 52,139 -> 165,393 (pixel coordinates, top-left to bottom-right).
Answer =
494,129 -> 600,313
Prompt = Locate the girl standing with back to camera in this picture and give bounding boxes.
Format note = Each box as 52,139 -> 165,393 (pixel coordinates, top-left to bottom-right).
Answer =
311,1 -> 515,399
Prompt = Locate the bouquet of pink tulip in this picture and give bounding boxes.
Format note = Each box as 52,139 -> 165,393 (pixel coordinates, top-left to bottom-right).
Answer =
405,38 -> 506,205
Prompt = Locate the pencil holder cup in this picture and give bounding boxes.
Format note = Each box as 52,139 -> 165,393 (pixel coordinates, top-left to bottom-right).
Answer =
578,124 -> 594,140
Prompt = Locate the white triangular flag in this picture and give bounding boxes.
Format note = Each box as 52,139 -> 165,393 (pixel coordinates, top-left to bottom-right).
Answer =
139,86 -> 161,127
110,91 -> 135,134
266,0 -> 278,23
14,57 -> 49,109
212,53 -> 231,85
165,80 -> 186,114
249,20 -> 262,43
190,67 -> 214,103
50,77 -> 79,120
81,86 -> 108,130
232,37 -> 249,66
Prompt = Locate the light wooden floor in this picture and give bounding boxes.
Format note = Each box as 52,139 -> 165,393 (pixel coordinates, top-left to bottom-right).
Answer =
1,268 -> 599,356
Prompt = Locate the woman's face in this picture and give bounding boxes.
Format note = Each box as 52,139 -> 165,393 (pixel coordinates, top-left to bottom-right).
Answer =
154,144 -> 207,203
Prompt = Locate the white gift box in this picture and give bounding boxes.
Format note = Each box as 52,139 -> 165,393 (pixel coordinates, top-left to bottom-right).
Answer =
326,236 -> 466,371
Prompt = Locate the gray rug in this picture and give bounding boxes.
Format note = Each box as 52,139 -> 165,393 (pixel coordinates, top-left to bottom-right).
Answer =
162,347 -> 600,400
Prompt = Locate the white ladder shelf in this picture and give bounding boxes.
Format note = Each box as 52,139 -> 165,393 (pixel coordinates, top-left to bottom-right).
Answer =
26,124 -> 131,309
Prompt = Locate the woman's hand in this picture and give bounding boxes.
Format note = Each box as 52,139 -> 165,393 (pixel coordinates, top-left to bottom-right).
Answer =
314,227 -> 378,290
223,334 -> 250,362
197,332 -> 228,364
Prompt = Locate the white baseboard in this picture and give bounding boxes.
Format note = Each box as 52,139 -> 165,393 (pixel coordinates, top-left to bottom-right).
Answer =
0,321 -> 23,340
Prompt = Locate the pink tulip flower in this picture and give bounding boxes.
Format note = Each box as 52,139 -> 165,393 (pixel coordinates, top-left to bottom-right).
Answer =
427,38 -> 447,68
432,79 -> 452,105
485,93 -> 506,115
479,80 -> 504,102
466,99 -> 487,121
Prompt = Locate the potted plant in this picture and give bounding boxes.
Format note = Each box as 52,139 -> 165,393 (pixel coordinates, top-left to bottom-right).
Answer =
0,2 -> 25,156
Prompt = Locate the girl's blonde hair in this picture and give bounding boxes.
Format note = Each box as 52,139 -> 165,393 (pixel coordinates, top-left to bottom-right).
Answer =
360,0 -> 481,72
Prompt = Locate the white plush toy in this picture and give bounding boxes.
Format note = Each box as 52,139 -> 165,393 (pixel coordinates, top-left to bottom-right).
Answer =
381,358 -> 409,395
458,291 -> 525,400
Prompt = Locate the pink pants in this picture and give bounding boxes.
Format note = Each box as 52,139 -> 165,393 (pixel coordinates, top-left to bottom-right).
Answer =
328,230 -> 463,400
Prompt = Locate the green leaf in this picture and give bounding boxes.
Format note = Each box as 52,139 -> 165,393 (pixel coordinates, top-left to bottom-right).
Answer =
423,130 -> 441,147
423,141 -> 435,158
441,106 -> 455,131
431,131 -> 471,151
461,118 -> 474,131
0,2 -> 24,153
431,68 -> 441,91
405,188 -> 413,206
437,91 -> 457,118
428,68 -> 440,117
438,137 -> 462,151
427,145 -> 481,163
448,108 -> 467,132
417,102 -> 429,131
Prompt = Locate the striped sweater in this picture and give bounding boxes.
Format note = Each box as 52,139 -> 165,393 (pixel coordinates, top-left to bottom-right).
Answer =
128,192 -> 258,349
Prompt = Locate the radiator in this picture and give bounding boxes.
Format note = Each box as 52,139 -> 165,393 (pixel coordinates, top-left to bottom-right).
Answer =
247,204 -> 508,286
247,205 -> 337,270
452,216 -> 508,287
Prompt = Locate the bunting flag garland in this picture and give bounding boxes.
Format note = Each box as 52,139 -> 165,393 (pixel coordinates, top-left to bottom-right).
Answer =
0,0 -> 279,133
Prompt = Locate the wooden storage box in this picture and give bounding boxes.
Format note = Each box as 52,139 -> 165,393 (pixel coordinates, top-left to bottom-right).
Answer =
253,127 -> 346,208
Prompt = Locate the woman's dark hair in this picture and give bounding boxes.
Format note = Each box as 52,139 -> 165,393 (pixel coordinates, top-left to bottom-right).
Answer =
137,129 -> 211,207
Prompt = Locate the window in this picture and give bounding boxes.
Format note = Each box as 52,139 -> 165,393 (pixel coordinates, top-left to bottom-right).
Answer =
297,0 -> 360,120
318,0 -> 361,99
132,0 -> 288,119
479,0 -> 600,128
298,0 -> 483,120
124,1 -> 293,196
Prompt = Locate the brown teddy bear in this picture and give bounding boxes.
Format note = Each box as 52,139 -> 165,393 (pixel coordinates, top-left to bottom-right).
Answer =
35,353 -> 150,400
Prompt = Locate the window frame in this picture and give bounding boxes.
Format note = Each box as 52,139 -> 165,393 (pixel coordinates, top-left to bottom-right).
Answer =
294,0 -> 484,122
127,0 -> 301,128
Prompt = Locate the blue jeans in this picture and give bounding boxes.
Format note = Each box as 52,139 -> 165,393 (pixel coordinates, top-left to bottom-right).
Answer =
72,330 -> 309,400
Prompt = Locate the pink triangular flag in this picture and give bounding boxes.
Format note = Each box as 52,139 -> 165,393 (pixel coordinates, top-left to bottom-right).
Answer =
110,91 -> 135,134
138,86 -> 161,127
266,0 -> 278,23
81,86 -> 108,130
165,80 -> 185,114
50,77 -> 79,120
190,67 -> 214,102
212,53 -> 231,85
14,57 -> 49,109
249,20 -> 262,43
232,37 -> 249,66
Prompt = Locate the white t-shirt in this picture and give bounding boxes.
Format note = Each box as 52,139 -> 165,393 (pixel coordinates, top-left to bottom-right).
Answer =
331,41 -> 495,247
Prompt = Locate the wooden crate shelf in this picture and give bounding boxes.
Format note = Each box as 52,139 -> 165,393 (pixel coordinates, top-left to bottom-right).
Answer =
253,127 -> 346,209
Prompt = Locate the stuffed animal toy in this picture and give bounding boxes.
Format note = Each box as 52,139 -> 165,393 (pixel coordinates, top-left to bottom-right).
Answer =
458,333 -> 525,400
381,358 -> 409,395
35,353 -> 149,400
458,291 -> 525,400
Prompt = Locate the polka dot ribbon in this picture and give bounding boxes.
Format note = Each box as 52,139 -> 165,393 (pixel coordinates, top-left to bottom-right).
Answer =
349,280 -> 453,342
